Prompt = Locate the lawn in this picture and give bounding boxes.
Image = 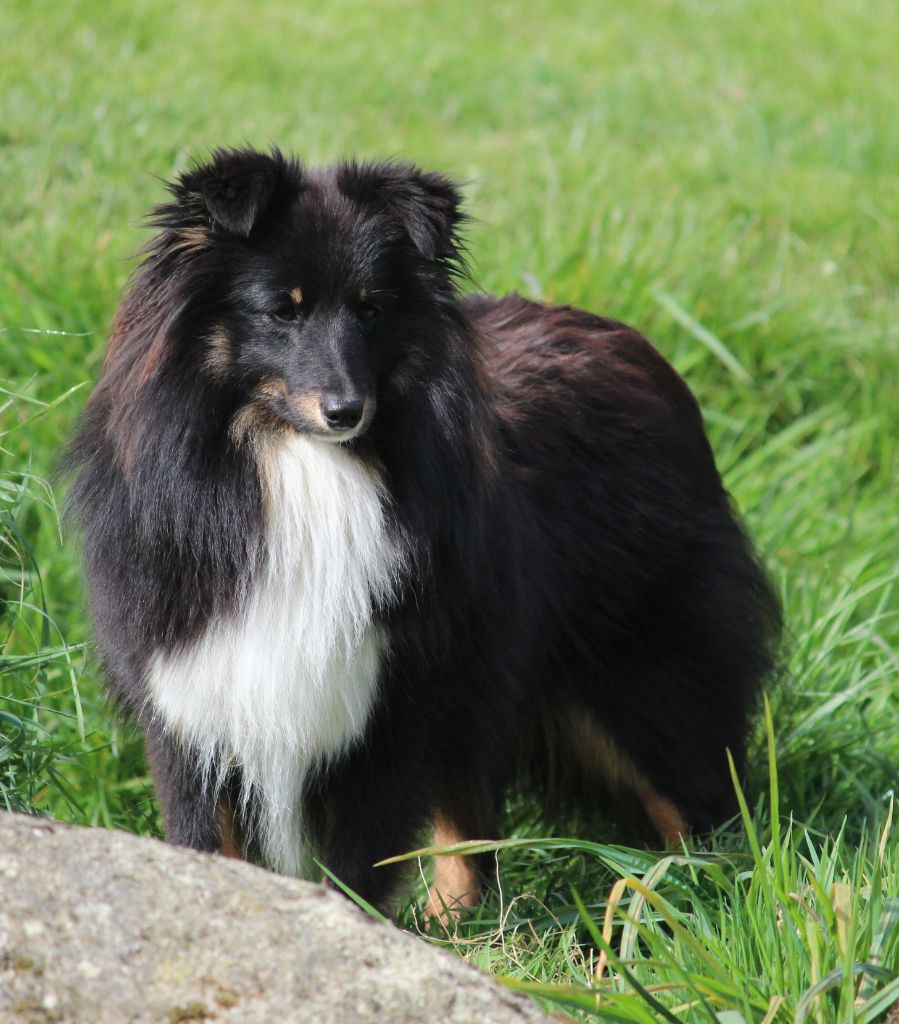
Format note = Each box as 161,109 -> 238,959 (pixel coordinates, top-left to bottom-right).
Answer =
2,0 -> 897,1020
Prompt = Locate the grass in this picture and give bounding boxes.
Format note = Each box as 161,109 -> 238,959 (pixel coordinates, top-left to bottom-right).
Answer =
1,0 -> 897,1019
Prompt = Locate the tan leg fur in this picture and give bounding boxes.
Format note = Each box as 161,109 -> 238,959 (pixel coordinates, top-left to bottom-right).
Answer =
216,798 -> 243,859
424,813 -> 480,925
565,707 -> 689,846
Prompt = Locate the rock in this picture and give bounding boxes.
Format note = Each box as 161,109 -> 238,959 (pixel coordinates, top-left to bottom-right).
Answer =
0,813 -> 550,1023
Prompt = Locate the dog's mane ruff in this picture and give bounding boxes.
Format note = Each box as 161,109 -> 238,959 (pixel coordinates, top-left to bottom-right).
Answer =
63,226 -> 264,667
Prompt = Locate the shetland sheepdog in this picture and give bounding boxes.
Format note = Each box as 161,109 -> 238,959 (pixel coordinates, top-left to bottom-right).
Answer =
67,147 -> 781,914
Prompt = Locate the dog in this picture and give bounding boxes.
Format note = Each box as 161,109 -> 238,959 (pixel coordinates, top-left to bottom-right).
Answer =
66,147 -> 781,915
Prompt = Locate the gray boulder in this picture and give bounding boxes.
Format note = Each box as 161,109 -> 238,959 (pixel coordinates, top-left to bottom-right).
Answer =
0,813 -> 550,1023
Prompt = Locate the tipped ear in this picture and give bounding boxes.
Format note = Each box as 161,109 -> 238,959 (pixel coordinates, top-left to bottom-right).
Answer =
164,148 -> 293,237
338,161 -> 465,263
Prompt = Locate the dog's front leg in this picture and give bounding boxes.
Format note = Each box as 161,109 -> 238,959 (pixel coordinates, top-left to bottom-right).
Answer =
316,733 -> 431,914
144,722 -> 241,856
424,811 -> 483,924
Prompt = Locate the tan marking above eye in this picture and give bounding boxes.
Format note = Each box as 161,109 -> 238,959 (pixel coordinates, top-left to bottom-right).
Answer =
289,286 -> 303,305
359,288 -> 369,302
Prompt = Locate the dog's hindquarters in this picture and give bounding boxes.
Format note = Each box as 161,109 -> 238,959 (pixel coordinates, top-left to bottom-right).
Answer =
471,295 -> 781,841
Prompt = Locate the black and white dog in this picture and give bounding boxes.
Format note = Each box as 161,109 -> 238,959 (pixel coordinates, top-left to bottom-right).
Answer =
67,148 -> 781,913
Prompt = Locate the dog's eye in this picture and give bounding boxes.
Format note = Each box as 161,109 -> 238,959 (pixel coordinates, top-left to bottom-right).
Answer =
358,301 -> 380,322
271,304 -> 299,323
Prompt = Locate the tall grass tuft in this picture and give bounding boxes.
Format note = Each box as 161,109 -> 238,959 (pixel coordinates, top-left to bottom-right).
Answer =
0,380 -> 85,816
392,705 -> 898,1022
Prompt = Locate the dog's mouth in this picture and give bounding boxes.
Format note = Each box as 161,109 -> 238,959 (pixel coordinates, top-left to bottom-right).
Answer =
312,417 -> 372,444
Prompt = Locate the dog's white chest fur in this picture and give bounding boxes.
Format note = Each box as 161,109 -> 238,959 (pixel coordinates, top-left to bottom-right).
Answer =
146,435 -> 403,874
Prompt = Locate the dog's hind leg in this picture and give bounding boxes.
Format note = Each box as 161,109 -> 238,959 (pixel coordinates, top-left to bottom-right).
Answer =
564,707 -> 690,846
630,776 -> 690,846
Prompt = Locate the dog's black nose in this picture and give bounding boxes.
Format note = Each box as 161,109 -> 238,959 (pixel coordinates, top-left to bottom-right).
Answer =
322,397 -> 364,430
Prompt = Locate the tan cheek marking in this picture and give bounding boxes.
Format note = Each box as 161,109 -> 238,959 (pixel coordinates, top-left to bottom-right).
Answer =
289,286 -> 303,305
229,402 -> 263,446
424,813 -> 480,926
203,329 -> 233,379
564,708 -> 689,847
216,798 -> 243,859
229,378 -> 289,445
256,377 -> 288,401
290,392 -> 327,429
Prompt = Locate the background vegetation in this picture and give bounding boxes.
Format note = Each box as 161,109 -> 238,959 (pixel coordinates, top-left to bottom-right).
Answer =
2,0 -> 897,1020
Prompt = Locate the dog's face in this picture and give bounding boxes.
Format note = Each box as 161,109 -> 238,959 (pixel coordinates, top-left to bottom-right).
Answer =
156,149 -> 464,443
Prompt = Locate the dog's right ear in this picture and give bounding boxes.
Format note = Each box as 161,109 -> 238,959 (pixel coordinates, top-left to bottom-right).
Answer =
337,160 -> 465,267
155,148 -> 297,238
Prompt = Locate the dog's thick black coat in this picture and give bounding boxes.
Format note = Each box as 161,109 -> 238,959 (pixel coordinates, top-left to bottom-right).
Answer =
67,148 -> 781,910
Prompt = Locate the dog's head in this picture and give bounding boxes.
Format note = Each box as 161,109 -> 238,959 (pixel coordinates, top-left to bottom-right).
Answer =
135,147 -> 466,443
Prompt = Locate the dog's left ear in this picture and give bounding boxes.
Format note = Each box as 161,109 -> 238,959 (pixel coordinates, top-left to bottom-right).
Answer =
162,148 -> 294,237
339,162 -> 464,264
